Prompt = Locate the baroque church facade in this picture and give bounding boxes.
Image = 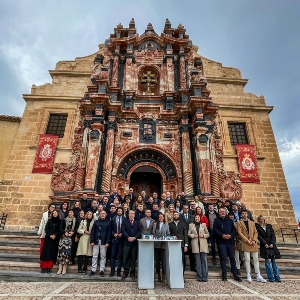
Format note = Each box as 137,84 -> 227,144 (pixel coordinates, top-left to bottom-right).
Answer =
0,19 -> 296,231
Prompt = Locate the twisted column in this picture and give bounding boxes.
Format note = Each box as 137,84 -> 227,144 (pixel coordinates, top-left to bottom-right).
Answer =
180,123 -> 194,195
101,120 -> 117,192
84,123 -> 104,190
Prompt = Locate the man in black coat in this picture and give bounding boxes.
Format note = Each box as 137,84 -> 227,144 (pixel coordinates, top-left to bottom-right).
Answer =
90,211 -> 112,276
109,207 -> 124,277
169,211 -> 188,274
179,205 -> 196,272
121,210 -> 141,280
213,208 -> 242,282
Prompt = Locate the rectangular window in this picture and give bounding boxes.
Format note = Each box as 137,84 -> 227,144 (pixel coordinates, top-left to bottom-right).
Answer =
228,123 -> 249,145
46,113 -> 68,138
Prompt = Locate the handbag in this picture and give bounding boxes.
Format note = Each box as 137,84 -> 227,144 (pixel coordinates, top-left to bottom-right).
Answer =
266,248 -> 275,256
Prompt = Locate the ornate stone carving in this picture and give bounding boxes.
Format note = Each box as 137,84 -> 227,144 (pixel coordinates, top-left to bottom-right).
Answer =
90,130 -> 100,140
111,55 -> 119,88
51,163 -> 77,192
107,121 -> 117,131
179,124 -> 190,133
219,170 -> 242,200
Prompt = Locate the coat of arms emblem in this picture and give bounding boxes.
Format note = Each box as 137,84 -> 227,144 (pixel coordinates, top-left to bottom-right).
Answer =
241,153 -> 255,170
39,144 -> 53,161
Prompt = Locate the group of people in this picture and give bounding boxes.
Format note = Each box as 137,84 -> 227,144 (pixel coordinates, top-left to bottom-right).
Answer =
37,189 -> 281,283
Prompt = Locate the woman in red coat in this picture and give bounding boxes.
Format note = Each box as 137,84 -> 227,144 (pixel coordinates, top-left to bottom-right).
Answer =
195,206 -> 209,228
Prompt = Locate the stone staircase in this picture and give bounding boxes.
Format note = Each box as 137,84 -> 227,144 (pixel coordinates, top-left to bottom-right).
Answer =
0,230 -> 300,282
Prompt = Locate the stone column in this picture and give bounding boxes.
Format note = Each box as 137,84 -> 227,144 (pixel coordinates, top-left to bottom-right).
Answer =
111,54 -> 119,88
101,116 -> 117,192
194,127 -> 211,195
84,123 -> 104,190
180,122 -> 194,196
166,57 -> 174,91
179,55 -> 186,89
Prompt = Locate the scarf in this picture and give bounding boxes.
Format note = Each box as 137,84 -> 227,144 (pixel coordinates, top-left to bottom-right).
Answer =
65,216 -> 76,232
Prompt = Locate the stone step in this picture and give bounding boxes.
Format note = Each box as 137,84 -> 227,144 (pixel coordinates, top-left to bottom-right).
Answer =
0,253 -> 40,262
0,245 -> 39,254
0,230 -> 38,236
0,234 -> 40,243
0,240 -> 40,248
1,259 -> 300,275
0,268 -> 299,283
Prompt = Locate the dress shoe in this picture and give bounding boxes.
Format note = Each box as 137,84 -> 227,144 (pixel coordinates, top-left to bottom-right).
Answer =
41,268 -> 45,274
117,272 -> 121,277
121,274 -> 127,281
202,279 -> 207,282
47,268 -> 51,274
100,271 -> 104,277
89,271 -> 95,276
234,275 -> 242,282
109,272 -> 114,277
222,276 -> 227,281
130,273 -> 136,280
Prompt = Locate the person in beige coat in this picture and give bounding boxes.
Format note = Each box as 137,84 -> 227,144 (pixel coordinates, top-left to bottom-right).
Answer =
237,209 -> 266,283
76,211 -> 95,274
188,214 -> 210,282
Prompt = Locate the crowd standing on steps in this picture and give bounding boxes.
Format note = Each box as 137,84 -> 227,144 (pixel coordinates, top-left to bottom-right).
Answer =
37,189 -> 280,283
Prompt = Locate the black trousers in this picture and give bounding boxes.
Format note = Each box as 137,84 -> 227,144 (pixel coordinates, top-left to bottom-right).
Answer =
123,243 -> 137,275
77,255 -> 90,272
110,238 -> 123,272
218,243 -> 238,277
154,248 -> 166,274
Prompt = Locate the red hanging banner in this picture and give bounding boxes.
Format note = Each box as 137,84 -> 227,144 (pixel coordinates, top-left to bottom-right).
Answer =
235,144 -> 260,183
32,134 -> 59,174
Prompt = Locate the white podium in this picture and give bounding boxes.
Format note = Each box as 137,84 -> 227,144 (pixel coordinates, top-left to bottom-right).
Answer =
165,240 -> 184,289
137,239 -> 154,289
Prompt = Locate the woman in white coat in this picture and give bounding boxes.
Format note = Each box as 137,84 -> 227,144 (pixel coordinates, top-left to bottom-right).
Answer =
76,211 -> 95,274
37,203 -> 56,257
188,214 -> 210,282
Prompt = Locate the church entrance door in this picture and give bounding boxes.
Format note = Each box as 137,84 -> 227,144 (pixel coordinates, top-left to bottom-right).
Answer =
130,166 -> 162,198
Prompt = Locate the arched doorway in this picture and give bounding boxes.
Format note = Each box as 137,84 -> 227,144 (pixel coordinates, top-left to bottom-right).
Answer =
130,166 -> 162,198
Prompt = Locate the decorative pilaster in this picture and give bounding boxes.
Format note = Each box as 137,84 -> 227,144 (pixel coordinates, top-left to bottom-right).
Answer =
180,121 -> 194,196
101,115 -> 117,192
84,123 -> 104,190
111,54 -> 119,88
179,54 -> 186,89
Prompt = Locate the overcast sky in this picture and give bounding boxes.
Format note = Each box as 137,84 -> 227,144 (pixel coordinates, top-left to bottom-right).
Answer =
0,0 -> 299,223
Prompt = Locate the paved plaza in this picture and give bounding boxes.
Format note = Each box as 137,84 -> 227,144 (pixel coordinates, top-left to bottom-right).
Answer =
0,279 -> 299,300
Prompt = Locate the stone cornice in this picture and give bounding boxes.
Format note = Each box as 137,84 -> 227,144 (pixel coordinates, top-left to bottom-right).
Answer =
207,76 -> 248,87
23,94 -> 81,102
219,104 -> 273,113
0,115 -> 21,122
49,70 -> 91,78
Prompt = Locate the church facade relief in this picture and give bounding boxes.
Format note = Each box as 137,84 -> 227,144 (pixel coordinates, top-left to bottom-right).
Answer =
48,19 -> 241,202
0,19 -> 295,231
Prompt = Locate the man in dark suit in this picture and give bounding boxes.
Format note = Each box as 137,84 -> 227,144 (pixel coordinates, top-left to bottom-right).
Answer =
165,191 -> 175,208
168,211 -> 188,274
90,211 -> 111,276
151,203 -> 159,222
109,207 -> 124,277
213,207 -> 242,282
121,210 -> 141,280
109,187 -> 123,205
125,188 -> 136,205
179,205 -> 195,272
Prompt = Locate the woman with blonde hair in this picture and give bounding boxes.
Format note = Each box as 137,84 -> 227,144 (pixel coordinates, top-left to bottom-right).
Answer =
76,211 -> 95,274
256,215 -> 281,282
165,204 -> 175,223
188,214 -> 210,282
